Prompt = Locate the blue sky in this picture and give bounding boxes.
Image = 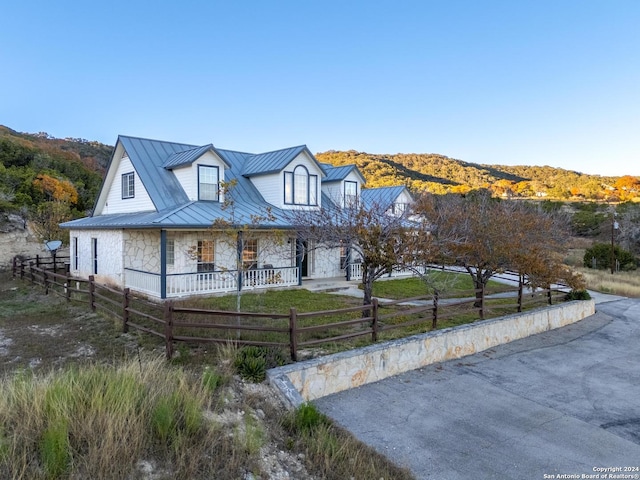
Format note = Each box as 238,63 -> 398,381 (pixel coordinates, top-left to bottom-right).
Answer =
2,1 -> 638,176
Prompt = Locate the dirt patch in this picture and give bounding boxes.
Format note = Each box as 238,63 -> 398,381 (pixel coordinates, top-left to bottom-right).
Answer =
0,272 -> 138,375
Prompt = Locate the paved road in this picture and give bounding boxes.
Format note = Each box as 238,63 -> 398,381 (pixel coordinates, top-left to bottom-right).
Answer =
315,298 -> 640,479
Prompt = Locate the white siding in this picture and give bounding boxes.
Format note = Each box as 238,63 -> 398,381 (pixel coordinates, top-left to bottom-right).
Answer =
322,171 -> 364,208
172,151 -> 226,202
251,151 -> 324,209
102,156 -> 155,214
250,172 -> 283,206
69,229 -> 124,286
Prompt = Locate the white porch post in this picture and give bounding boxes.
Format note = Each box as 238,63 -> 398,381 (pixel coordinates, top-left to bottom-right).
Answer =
160,229 -> 167,299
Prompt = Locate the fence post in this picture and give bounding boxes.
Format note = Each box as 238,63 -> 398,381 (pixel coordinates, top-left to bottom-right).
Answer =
88,275 -> 96,311
432,291 -> 439,329
122,288 -> 130,333
371,298 -> 379,342
65,272 -> 71,302
12,256 -> 16,278
547,286 -> 552,305
36,255 -> 40,269
164,301 -> 174,360
29,262 -> 35,284
289,307 -> 298,362
517,277 -> 523,313
43,269 -> 49,295
20,259 -> 25,279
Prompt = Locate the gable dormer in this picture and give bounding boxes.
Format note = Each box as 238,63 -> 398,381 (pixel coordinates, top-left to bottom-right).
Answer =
320,163 -> 366,208
164,145 -> 230,203
361,186 -> 413,216
242,146 -> 326,209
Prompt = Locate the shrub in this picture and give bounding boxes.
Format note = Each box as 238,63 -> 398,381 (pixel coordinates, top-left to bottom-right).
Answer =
234,346 -> 286,382
565,290 -> 591,301
584,243 -> 637,271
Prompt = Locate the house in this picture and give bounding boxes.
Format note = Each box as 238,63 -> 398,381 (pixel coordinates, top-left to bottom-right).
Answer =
61,135 -> 412,299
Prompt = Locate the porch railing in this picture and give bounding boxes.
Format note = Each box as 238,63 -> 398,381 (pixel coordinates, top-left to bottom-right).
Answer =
124,266 -> 299,298
348,263 -> 427,280
123,268 -> 161,296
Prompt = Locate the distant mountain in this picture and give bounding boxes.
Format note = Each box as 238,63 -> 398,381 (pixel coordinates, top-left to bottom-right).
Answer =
315,150 -> 632,200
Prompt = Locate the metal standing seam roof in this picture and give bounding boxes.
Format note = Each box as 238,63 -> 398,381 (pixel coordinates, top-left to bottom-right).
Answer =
321,164 -> 362,183
241,145 -> 323,177
162,144 -> 231,169
118,136 -> 191,211
361,185 -> 411,211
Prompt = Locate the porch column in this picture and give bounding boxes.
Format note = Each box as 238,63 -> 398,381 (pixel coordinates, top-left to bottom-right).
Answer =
160,230 -> 167,299
237,230 -> 243,292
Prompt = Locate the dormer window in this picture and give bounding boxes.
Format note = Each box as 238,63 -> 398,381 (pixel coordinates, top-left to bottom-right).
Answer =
284,165 -> 318,206
122,172 -> 135,199
344,181 -> 358,207
198,165 -> 219,201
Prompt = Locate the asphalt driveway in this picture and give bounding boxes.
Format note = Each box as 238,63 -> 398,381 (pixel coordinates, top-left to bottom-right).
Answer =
314,298 -> 640,479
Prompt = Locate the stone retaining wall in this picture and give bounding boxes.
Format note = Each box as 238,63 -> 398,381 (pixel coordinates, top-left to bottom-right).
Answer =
268,300 -> 596,407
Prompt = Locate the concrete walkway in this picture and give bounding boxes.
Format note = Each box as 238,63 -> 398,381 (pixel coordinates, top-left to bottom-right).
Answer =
314,297 -> 639,479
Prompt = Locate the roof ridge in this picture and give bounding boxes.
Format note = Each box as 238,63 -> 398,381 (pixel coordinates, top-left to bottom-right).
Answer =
248,144 -> 306,158
118,134 -> 199,148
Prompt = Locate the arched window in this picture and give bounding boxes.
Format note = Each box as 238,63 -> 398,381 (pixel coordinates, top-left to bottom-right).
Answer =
284,165 -> 318,206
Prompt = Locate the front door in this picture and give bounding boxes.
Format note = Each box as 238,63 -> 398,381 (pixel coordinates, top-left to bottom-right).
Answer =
297,239 -> 308,277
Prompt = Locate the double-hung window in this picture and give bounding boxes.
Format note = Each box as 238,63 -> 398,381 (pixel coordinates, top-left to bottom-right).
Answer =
166,238 -> 175,266
197,240 -> 215,272
198,165 -> 219,201
284,165 -> 318,206
344,181 -> 358,207
242,239 -> 258,270
121,172 -> 135,199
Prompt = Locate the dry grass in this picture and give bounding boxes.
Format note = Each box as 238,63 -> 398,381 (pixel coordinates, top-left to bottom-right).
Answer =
0,273 -> 416,479
575,267 -> 640,297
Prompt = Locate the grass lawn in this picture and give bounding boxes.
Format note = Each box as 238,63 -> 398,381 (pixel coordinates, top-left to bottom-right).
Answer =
370,271 -> 515,300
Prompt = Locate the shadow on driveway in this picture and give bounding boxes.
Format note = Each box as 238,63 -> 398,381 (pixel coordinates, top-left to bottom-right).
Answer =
315,299 -> 640,479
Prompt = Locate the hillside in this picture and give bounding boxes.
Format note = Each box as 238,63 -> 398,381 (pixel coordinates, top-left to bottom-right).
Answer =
315,150 -> 635,201
0,125 -> 112,215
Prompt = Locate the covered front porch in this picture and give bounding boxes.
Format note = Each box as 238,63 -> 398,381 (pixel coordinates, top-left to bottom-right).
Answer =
122,229 -> 312,298
124,264 -> 300,298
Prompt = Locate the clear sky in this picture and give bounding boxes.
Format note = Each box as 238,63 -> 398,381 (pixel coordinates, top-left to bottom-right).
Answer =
2,1 -> 638,176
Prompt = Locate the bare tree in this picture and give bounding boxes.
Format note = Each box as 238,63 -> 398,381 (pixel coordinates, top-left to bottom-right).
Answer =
289,197 -> 415,312
209,180 -> 286,312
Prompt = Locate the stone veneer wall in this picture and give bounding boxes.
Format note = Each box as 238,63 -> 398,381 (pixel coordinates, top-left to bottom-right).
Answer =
123,231 -> 161,273
268,299 -> 596,407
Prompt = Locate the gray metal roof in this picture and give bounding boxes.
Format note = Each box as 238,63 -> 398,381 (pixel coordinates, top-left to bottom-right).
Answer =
321,163 -> 364,183
118,136 -> 191,211
61,201 -> 297,230
361,185 -> 411,210
242,145 -> 321,177
162,144 -> 221,169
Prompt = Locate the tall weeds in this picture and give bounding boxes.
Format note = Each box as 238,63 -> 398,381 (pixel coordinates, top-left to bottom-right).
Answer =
0,358 -> 236,479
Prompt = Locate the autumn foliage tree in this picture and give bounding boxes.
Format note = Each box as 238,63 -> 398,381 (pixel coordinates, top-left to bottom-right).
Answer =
413,190 -> 583,301
32,174 -> 79,204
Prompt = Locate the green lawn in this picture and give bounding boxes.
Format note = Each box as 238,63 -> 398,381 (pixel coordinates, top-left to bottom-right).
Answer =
370,271 -> 515,300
